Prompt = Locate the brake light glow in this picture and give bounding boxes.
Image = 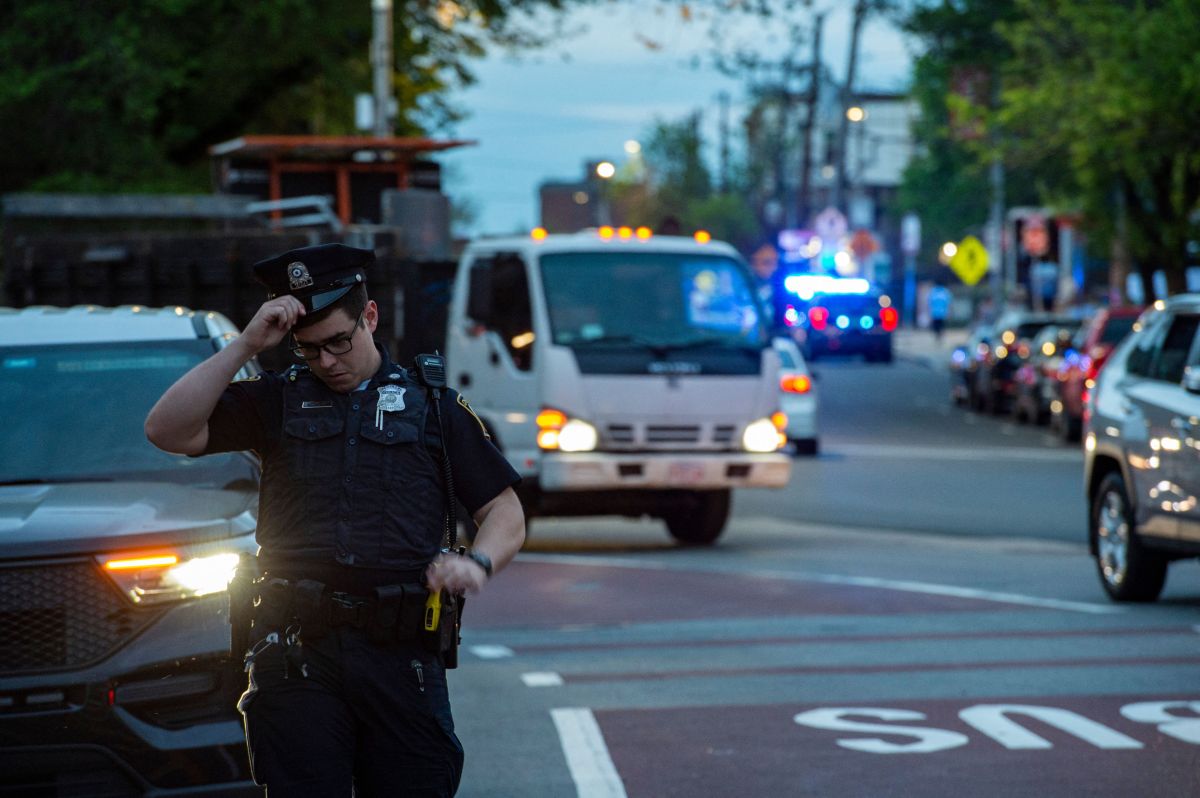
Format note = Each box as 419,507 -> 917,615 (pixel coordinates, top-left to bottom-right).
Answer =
809,307 -> 829,331
780,374 -> 812,393
879,307 -> 899,331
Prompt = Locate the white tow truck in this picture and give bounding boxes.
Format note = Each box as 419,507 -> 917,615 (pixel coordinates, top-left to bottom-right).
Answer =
445,229 -> 791,544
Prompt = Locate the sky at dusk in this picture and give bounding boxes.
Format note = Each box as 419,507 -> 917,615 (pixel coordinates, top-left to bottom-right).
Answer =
438,3 -> 915,236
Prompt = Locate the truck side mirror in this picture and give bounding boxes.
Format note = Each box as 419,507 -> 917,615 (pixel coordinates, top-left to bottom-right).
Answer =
467,264 -> 493,324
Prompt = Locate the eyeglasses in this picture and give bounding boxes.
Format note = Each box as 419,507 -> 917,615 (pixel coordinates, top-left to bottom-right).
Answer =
290,311 -> 365,360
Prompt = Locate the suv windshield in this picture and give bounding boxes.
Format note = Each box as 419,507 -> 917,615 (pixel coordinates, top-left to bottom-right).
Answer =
539,251 -> 766,350
0,340 -> 248,485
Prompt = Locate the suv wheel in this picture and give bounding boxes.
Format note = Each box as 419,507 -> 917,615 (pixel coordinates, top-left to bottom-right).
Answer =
663,489 -> 731,546
1091,473 -> 1167,602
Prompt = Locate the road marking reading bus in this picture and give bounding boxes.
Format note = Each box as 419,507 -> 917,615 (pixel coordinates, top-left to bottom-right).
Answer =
794,700 -> 1200,753
551,708 -> 628,798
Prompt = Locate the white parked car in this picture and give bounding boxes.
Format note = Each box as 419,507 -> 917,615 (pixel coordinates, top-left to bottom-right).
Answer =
773,337 -> 819,455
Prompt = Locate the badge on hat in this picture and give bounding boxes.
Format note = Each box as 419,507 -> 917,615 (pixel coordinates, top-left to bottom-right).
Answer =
375,385 -> 406,430
288,262 -> 314,291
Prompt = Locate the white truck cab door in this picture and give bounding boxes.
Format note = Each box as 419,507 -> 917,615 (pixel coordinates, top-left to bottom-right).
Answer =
449,251 -> 539,457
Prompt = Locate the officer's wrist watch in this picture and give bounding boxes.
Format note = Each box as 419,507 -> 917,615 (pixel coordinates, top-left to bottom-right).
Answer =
465,550 -> 493,578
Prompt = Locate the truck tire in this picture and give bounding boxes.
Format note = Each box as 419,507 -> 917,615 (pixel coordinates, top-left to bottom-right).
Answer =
663,489 -> 731,546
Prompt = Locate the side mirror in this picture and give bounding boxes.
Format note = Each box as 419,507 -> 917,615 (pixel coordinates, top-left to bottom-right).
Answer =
467,264 -> 493,324
1184,365 -> 1200,395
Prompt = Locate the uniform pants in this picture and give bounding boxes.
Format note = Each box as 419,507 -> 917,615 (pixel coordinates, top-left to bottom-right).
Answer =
239,625 -> 463,797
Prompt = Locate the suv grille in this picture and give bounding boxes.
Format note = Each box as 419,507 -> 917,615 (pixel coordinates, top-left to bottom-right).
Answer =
0,560 -> 160,675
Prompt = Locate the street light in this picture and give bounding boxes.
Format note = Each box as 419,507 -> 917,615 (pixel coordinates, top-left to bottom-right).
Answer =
594,161 -> 615,225
595,161 -> 616,179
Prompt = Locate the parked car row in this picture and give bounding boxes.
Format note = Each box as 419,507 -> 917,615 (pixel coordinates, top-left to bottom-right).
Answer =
950,306 -> 1143,443
950,298 -> 1200,603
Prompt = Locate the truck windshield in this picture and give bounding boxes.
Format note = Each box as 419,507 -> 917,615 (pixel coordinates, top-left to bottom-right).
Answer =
0,341 -> 249,486
539,251 -> 766,350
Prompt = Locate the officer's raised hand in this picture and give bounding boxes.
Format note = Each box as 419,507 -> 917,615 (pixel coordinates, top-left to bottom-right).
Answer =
239,296 -> 307,354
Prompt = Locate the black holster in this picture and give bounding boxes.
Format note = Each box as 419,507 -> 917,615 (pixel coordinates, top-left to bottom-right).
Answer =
227,553 -> 259,659
421,590 -> 463,669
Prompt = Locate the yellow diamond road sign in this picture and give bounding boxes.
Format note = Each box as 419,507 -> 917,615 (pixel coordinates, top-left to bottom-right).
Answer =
950,235 -> 989,286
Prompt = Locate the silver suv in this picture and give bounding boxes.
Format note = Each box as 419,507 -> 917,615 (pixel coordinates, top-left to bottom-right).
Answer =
0,306 -> 260,795
1084,295 -> 1200,602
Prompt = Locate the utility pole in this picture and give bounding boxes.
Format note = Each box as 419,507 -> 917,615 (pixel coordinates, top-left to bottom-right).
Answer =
831,0 -> 868,216
798,12 -> 825,228
371,0 -> 394,137
718,91 -> 731,194
986,69 -> 1005,308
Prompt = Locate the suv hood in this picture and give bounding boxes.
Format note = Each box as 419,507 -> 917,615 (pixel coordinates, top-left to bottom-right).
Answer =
0,482 -> 257,559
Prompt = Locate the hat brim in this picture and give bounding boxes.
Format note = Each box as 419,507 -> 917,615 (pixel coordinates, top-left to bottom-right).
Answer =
306,285 -> 354,313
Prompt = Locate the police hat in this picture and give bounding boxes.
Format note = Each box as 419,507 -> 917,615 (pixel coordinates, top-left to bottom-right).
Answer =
252,243 -> 373,313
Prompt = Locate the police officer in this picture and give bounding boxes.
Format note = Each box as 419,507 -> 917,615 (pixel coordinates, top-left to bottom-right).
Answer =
145,243 -> 525,797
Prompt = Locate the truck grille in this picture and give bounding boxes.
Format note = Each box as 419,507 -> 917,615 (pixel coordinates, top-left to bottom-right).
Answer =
603,422 -> 739,450
0,560 -> 159,675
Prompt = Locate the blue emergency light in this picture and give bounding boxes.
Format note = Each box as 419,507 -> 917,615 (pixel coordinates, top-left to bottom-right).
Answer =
783,275 -> 871,301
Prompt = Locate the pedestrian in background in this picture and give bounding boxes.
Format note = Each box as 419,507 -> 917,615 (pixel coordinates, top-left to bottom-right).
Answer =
927,281 -> 952,340
145,243 -> 525,797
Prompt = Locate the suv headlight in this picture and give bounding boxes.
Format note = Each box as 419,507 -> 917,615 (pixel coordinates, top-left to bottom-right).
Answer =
97,533 -> 258,605
743,415 -> 787,452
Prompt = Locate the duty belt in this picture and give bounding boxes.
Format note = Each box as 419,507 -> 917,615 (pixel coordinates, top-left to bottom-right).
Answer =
254,577 -> 432,644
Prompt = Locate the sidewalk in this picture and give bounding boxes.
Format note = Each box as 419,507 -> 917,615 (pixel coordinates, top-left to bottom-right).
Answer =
893,326 -> 969,370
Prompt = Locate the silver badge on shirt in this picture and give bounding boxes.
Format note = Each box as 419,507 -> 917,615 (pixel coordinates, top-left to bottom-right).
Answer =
375,385 -> 406,429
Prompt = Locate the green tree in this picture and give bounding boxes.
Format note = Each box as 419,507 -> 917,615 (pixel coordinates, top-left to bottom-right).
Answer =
998,0 -> 1200,295
0,0 -> 583,193
896,0 -> 1044,278
609,113 -> 763,251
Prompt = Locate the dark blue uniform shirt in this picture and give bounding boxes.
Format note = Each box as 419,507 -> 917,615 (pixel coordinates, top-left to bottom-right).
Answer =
203,344 -> 519,591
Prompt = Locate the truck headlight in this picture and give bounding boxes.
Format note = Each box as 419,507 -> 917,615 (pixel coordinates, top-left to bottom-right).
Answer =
97,534 -> 258,605
743,416 -> 786,453
536,407 -> 598,452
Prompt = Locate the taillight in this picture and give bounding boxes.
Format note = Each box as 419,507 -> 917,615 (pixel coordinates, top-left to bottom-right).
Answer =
809,307 -> 829,331
780,374 -> 812,394
879,307 -> 899,331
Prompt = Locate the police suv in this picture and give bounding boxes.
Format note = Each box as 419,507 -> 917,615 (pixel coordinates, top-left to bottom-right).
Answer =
0,306 -> 260,795
446,228 -> 792,545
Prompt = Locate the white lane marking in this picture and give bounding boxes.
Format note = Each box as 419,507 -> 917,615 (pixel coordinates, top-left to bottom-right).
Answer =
522,671 -> 564,687
470,644 -> 514,659
830,443 -> 1080,462
517,553 -> 1122,614
774,572 -> 1124,615
551,708 -> 628,798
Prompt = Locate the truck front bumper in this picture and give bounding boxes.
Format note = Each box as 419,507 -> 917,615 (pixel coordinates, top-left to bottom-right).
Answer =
539,451 -> 791,491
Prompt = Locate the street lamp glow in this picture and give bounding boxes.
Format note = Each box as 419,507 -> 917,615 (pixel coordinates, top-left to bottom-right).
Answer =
623,140 -> 641,155
942,241 -> 958,259
595,161 -> 616,179
846,106 -> 867,122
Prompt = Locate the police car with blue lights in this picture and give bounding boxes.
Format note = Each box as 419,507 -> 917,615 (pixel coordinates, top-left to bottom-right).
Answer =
781,274 -> 897,363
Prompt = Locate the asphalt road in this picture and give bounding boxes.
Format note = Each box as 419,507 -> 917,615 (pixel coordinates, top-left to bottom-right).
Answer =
449,356 -> 1200,798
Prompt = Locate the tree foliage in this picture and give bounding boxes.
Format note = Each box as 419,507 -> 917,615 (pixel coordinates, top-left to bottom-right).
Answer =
899,0 -> 1200,294
0,0 -> 584,193
998,0 -> 1200,293
609,114 -> 763,252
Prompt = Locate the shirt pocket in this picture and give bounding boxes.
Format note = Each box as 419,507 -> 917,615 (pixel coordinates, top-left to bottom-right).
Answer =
283,415 -> 345,481
358,416 -> 421,486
